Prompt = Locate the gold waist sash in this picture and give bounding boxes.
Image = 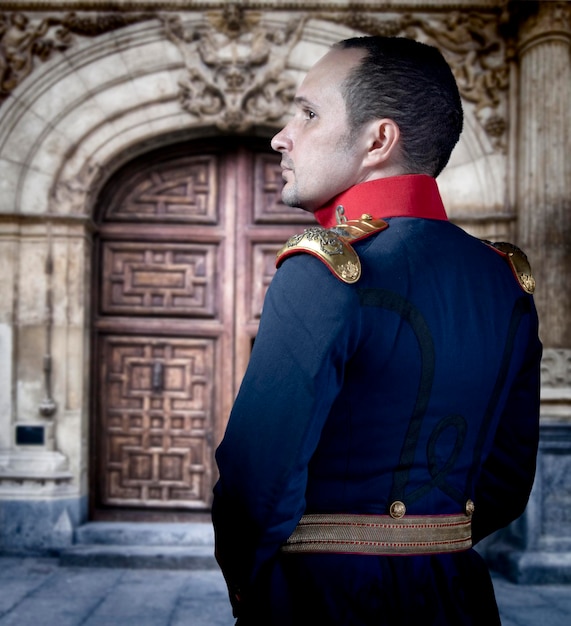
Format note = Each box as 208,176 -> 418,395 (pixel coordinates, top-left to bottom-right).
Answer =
282,511 -> 472,556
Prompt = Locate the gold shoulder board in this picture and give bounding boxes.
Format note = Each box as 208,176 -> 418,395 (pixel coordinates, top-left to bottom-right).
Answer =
276,216 -> 388,284
484,241 -> 536,294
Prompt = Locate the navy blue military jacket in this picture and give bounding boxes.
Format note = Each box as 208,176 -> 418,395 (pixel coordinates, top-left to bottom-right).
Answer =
212,176 -> 542,625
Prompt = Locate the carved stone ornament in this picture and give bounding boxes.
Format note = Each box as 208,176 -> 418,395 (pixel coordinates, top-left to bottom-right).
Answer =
0,10 -> 155,103
51,160 -> 101,216
162,5 -> 307,132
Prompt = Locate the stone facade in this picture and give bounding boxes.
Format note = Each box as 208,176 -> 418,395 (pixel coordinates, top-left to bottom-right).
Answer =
0,0 -> 569,582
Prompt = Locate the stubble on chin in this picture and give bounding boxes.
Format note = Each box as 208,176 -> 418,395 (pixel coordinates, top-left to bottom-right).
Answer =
280,184 -> 301,209
280,176 -> 314,213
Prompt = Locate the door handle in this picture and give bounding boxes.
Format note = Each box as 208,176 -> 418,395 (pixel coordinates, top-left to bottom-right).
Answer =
151,361 -> 164,393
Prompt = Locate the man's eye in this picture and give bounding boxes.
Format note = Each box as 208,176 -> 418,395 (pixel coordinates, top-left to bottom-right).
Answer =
303,110 -> 316,120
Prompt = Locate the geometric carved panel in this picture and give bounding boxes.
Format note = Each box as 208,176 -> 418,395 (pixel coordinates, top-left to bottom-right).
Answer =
100,335 -> 215,508
105,155 -> 218,223
253,152 -> 314,224
101,242 -> 217,317
250,243 -> 283,321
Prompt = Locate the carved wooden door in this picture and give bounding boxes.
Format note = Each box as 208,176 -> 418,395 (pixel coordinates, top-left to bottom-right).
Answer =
91,138 -> 311,520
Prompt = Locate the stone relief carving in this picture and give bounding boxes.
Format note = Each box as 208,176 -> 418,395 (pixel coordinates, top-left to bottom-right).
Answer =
0,10 -> 153,104
162,4 -> 307,132
0,11 -> 52,97
51,160 -> 101,216
0,5 -> 515,149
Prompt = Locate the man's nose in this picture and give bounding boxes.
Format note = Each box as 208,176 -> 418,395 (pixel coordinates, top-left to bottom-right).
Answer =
271,126 -> 291,153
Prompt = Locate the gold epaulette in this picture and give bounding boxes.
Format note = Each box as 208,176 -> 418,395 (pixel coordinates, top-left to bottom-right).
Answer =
483,240 -> 536,294
276,215 -> 388,284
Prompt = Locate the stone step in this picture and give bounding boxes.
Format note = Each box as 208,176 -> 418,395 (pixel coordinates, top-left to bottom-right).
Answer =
59,522 -> 217,570
75,521 -> 214,546
59,544 -> 217,570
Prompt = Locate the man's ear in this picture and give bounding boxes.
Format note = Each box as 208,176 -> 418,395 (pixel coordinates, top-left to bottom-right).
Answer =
363,118 -> 401,167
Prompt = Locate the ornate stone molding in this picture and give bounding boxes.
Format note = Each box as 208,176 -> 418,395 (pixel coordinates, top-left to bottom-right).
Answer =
0,9 -> 154,103
51,160 -> 102,217
162,5 -> 307,132
515,1 -> 571,54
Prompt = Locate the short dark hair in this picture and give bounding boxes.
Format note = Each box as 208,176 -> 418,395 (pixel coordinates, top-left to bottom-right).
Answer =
334,36 -> 463,177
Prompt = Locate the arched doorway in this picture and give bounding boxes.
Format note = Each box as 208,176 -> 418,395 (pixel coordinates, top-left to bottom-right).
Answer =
90,136 -> 312,521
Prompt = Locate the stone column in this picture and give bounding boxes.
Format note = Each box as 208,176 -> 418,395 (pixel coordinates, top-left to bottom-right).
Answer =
516,1 -> 571,347
485,1 -> 571,584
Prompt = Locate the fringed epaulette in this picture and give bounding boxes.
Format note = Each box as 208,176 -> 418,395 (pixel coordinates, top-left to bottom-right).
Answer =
483,240 -> 536,294
276,215 -> 388,284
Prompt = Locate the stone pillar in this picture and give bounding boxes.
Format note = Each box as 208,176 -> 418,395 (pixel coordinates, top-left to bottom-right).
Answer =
516,1 -> 571,346
0,217 -> 84,554
485,1 -> 571,584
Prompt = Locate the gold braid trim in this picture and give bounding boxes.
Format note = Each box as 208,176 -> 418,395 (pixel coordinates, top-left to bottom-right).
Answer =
282,510 -> 473,556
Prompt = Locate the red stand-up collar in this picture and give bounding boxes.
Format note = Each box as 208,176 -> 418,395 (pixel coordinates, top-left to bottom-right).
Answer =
314,175 -> 448,228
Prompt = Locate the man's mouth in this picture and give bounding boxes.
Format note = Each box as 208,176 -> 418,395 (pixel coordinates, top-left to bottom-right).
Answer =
280,161 -> 294,180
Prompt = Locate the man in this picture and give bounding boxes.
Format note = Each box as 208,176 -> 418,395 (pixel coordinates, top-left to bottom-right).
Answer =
212,36 -> 542,625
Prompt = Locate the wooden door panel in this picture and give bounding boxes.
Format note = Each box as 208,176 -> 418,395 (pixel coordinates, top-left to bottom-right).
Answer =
101,241 -> 218,317
104,155 -> 218,223
99,335 -> 215,509
249,241 -> 286,321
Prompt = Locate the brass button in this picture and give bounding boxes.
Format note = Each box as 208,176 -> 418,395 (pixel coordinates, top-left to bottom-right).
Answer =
465,499 -> 475,517
389,500 -> 406,519
360,213 -> 373,220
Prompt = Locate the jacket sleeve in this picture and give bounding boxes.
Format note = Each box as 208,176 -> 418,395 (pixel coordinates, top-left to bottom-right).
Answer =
471,299 -> 543,544
212,253 -> 360,616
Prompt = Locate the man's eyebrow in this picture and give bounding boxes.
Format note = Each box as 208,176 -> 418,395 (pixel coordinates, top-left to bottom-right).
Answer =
293,96 -> 317,109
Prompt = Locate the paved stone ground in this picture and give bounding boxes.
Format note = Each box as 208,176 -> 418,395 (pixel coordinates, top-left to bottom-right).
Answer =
491,572 -> 571,626
0,556 -> 569,625
0,557 -> 231,626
